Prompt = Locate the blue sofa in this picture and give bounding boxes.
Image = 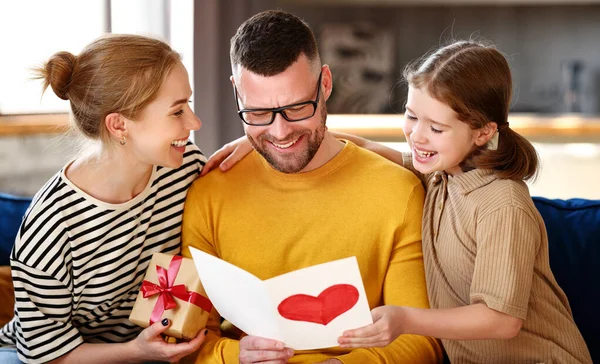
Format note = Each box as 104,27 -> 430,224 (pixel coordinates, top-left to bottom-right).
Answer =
0,193 -> 31,266
0,193 -> 598,361
533,197 -> 600,362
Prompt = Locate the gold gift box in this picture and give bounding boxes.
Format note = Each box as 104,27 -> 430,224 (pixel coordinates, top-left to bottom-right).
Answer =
129,253 -> 211,340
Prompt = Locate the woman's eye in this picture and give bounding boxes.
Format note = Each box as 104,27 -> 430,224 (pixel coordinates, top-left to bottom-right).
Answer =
430,126 -> 443,134
174,110 -> 184,116
405,114 -> 417,121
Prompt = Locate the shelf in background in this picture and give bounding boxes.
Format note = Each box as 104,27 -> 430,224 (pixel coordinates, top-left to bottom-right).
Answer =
2,112 -> 600,143
0,114 -> 69,136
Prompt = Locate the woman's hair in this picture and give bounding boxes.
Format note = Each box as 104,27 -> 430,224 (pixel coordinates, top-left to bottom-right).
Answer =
34,34 -> 181,145
403,40 -> 538,181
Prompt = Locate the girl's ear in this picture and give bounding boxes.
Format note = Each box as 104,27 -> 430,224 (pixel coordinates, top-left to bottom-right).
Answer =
474,122 -> 498,147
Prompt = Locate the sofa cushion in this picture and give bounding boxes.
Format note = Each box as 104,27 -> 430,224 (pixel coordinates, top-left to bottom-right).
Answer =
533,197 -> 600,362
0,193 -> 32,266
0,266 -> 14,327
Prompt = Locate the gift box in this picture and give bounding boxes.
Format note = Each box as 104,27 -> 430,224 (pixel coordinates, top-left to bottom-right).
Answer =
129,253 -> 212,340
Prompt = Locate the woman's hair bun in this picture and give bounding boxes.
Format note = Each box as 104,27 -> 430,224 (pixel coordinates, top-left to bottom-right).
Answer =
44,51 -> 77,100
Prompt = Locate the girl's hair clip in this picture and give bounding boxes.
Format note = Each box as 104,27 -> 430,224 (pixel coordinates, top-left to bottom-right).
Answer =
487,130 -> 499,150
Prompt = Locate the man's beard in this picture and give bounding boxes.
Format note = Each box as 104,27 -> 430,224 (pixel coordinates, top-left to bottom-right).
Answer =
248,105 -> 327,174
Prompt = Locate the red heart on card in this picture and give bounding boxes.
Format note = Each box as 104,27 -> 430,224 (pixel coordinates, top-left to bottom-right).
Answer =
277,284 -> 359,325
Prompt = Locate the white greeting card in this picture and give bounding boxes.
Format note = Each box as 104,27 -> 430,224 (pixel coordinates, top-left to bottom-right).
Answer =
189,247 -> 373,350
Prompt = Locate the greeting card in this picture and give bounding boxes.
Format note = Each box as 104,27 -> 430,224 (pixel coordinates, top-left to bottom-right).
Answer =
189,248 -> 372,350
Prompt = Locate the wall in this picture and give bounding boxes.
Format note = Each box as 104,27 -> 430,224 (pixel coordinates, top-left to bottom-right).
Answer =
3,2 -> 599,198
276,3 -> 600,114
191,2 -> 600,150
530,143 -> 600,199
187,1 -> 600,200
192,0 -> 274,155
3,134 -> 598,199
385,141 -> 600,199
0,134 -> 72,196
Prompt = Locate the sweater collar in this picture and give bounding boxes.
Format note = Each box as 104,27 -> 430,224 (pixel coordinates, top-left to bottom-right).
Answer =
253,140 -> 354,182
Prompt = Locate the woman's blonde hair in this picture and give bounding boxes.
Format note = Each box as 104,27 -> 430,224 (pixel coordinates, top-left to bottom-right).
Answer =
34,33 -> 181,145
404,40 -> 538,181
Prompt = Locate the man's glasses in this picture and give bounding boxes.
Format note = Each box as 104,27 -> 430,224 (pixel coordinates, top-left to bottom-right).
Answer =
233,71 -> 322,126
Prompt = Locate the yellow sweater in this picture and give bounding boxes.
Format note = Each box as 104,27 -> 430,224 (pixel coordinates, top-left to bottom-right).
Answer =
181,141 -> 442,364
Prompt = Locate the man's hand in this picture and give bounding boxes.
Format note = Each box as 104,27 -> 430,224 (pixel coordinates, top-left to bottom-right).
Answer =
239,336 -> 294,364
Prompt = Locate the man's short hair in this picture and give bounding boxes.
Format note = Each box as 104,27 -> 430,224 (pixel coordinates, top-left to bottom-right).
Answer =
230,10 -> 320,76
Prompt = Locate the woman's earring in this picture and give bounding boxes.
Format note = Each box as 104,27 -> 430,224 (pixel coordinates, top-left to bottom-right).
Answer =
120,136 -> 126,146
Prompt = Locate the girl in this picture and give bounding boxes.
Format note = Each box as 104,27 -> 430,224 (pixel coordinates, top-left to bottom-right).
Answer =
202,41 -> 592,363
0,34 -> 207,363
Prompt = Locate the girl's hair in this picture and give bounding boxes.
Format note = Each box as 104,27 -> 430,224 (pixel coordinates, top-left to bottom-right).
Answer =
403,40 -> 539,181
34,34 -> 181,145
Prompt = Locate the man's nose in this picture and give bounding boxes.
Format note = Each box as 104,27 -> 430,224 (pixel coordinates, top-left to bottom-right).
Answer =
268,112 -> 294,140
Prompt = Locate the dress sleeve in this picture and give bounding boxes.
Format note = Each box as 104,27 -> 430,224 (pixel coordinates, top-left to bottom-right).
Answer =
185,142 -> 207,175
470,205 -> 541,319
401,152 -> 436,187
10,259 -> 83,363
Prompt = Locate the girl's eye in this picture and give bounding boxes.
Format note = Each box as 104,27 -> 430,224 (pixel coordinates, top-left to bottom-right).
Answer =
405,114 -> 417,121
430,126 -> 443,134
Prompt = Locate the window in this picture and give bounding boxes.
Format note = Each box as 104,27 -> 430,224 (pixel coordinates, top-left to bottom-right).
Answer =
0,0 -> 193,116
0,0 -> 106,114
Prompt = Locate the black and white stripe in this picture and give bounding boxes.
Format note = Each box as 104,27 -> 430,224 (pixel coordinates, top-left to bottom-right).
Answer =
0,143 -> 205,363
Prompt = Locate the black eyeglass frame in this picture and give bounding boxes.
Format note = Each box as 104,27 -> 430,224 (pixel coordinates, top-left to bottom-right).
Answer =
233,71 -> 323,126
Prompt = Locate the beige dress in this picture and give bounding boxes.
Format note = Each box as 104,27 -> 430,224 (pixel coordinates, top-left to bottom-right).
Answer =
403,154 -> 592,364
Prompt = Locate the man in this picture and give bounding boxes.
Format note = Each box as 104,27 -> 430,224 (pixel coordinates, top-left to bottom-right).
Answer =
182,10 -> 443,364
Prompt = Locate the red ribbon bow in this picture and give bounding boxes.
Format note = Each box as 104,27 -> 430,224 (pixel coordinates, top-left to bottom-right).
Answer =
140,255 -> 213,325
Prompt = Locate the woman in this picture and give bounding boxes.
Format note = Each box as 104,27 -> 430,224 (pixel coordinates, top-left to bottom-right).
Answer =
0,34 -> 207,363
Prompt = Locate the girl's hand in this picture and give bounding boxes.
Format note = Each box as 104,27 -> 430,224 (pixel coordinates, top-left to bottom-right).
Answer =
200,136 -> 253,176
337,306 -> 406,348
130,319 -> 207,363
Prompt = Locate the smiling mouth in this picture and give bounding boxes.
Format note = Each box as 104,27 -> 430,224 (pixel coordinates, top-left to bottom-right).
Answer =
414,147 -> 437,158
171,138 -> 188,147
271,137 -> 301,149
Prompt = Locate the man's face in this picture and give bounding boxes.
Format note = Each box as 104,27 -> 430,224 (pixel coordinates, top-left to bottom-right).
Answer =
233,55 -> 330,173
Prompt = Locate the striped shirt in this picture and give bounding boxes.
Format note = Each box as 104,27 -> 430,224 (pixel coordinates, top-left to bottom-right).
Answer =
0,143 -> 205,363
